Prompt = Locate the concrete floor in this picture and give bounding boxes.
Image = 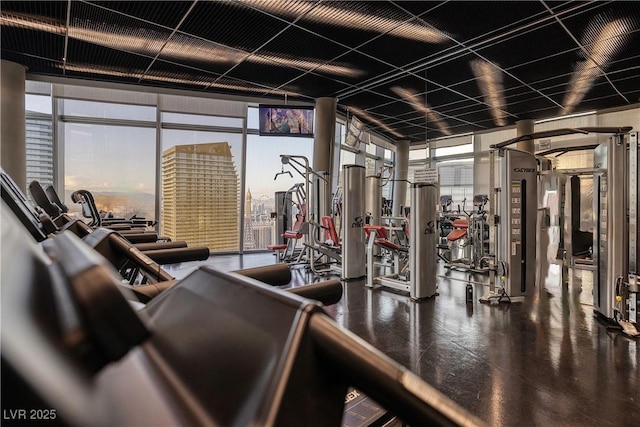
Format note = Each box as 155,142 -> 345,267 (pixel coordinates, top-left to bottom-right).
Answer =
166,254 -> 639,427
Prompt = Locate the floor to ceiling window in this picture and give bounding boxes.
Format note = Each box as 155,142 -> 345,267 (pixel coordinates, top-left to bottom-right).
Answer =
25,94 -> 54,189
161,112 -> 244,253
244,107 -> 314,250
60,99 -> 157,220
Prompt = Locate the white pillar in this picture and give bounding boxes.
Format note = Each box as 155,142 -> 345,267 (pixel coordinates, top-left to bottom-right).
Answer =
313,97 -> 337,218
1,60 -> 26,190
392,140 -> 409,216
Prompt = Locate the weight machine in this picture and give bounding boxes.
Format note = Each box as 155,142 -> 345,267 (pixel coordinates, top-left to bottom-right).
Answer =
439,195 -> 490,273
269,155 -> 329,270
481,126 -> 634,306
593,131 -> 639,336
270,182 -> 306,262
365,183 -> 438,301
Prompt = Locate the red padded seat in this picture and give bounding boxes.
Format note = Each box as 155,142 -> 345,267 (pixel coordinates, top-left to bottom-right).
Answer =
447,229 -> 467,242
363,225 -> 388,239
267,244 -> 288,250
452,218 -> 469,229
282,232 -> 303,239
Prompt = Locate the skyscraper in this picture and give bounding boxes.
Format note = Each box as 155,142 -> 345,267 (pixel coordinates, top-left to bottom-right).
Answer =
243,188 -> 256,250
161,142 -> 239,251
25,114 -> 54,188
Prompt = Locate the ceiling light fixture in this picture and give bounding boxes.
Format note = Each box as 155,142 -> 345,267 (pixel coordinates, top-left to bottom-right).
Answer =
390,86 -> 451,136
236,0 -> 450,44
347,106 -> 404,138
1,12 -> 361,78
59,63 -> 297,95
470,59 -> 507,126
562,17 -> 632,114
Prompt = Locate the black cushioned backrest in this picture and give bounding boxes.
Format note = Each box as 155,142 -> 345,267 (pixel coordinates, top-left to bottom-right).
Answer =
45,184 -> 69,213
1,169 -> 47,241
29,180 -> 61,218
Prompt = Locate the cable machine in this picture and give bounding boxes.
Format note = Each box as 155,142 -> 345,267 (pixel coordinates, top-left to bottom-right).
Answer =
481,127 -> 633,305
593,131 -> 639,336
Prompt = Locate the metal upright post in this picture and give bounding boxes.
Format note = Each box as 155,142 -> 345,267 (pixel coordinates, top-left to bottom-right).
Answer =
409,183 -> 438,300
342,165 -> 366,280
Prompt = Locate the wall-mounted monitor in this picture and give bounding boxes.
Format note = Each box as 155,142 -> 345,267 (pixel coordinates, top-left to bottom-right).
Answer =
344,114 -> 365,149
258,105 -> 314,137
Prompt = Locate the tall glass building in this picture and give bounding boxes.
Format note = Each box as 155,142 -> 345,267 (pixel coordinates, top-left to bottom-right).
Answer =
161,142 -> 239,251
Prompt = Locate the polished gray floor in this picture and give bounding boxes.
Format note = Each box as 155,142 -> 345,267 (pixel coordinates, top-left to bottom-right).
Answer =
166,254 -> 639,427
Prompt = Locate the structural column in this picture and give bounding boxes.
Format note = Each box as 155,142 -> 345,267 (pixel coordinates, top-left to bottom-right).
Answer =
1,60 -> 26,191
516,119 -> 534,154
392,139 -> 409,217
313,97 -> 336,219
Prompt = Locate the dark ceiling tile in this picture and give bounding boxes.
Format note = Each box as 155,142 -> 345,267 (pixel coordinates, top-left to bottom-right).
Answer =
0,1 -> 68,21
508,51 -> 577,90
559,1 -> 640,39
424,52 -> 478,88
144,60 -> 217,89
368,99 -> 420,119
226,61 -> 308,91
65,38 -> 153,79
0,27 -> 64,63
474,24 -> 576,72
356,23 -> 456,69
158,33 -> 246,76
391,1 -> 447,18
321,51 -> 396,85
82,1 -> 195,29
0,50 -> 63,76
339,90 -> 397,113
424,1 -> 549,44
70,1 -> 171,58
292,1 -> 417,48
275,72 -> 351,99
260,26 -> 350,63
179,1 -> 291,52
580,77 -> 631,105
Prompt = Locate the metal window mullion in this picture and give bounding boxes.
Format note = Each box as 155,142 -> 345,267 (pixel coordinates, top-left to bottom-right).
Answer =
60,115 -> 156,128
161,122 -> 244,134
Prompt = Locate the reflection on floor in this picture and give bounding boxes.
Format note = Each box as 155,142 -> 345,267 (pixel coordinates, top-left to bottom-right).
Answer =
165,254 -> 639,427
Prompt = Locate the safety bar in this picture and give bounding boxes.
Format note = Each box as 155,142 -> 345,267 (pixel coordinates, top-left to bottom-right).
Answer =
108,234 -> 174,282
141,246 -> 210,265
134,241 -> 188,251
287,280 -> 343,306
116,232 -> 159,244
234,263 -> 292,286
123,280 -> 179,303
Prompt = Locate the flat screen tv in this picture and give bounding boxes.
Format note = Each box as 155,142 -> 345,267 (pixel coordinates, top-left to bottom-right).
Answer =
344,114 -> 365,149
258,105 -> 314,137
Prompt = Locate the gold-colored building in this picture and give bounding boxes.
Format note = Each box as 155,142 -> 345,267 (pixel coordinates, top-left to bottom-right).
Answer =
161,142 -> 239,251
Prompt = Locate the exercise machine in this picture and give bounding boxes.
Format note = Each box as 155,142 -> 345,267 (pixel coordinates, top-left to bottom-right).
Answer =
440,195 -> 490,273
1,199 -> 484,427
268,154 -> 328,268
365,183 -> 438,300
269,183 -> 306,262
593,131 -> 639,336
480,143 -> 539,303
482,126 -> 633,305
